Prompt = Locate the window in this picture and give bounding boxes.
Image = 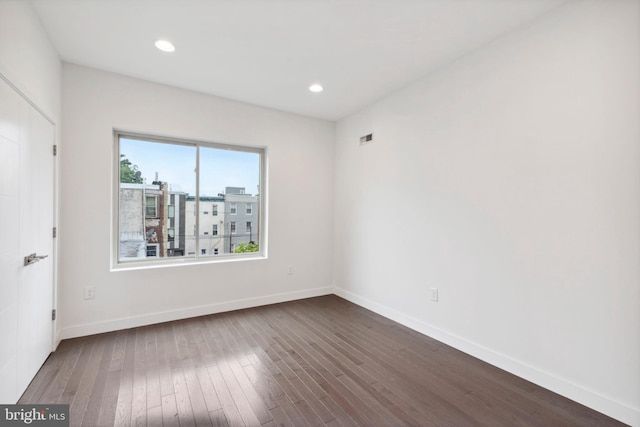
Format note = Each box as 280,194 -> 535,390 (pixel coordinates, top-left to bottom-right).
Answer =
116,131 -> 264,266
145,196 -> 157,218
246,221 -> 252,233
201,249 -> 206,255
146,244 -> 159,257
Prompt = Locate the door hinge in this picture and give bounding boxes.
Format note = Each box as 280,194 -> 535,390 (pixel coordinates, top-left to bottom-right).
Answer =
52,309 -> 56,321
53,144 -> 57,156
53,227 -> 57,238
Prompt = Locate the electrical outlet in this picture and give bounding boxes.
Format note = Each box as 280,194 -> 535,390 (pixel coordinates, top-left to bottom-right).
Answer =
430,287 -> 439,302
84,286 -> 95,300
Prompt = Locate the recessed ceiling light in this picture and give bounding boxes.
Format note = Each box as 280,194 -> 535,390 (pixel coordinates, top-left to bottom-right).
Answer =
155,39 -> 175,52
309,84 -> 323,93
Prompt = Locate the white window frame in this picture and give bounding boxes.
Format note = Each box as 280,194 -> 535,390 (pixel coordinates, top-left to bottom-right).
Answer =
230,203 -> 237,215
246,203 -> 252,215
113,130 -> 267,270
146,244 -> 159,258
145,196 -> 158,218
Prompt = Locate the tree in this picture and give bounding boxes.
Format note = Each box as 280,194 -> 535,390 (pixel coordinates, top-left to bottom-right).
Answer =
234,242 -> 259,253
120,154 -> 143,183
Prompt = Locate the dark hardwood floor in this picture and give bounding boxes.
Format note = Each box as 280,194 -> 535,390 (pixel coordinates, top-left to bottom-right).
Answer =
20,295 -> 625,426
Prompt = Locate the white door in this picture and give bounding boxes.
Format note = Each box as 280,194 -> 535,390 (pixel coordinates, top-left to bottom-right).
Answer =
0,76 -> 55,403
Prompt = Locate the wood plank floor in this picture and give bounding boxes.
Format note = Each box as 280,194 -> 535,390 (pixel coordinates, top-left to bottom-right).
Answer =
20,295 -> 625,426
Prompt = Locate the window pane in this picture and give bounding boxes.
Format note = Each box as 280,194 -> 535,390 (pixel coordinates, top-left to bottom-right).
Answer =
119,138 -> 195,261
145,196 -> 157,217
199,146 -> 261,256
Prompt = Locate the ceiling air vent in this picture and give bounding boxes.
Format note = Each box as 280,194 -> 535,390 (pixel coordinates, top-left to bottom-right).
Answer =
359,133 -> 373,146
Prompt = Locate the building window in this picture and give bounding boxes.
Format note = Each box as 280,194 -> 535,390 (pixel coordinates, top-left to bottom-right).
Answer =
246,221 -> 252,233
116,131 -> 264,266
145,196 -> 157,218
146,244 -> 159,257
201,249 -> 206,255
214,248 -> 219,255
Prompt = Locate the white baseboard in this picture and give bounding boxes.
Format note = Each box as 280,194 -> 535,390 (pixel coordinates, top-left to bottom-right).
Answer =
333,286 -> 639,427
53,328 -> 62,351
60,287 -> 333,340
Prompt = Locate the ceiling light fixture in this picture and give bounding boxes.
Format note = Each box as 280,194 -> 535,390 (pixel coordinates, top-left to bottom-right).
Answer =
155,39 -> 175,52
309,83 -> 323,93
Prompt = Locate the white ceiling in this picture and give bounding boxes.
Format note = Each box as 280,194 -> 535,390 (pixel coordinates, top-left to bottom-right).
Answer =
32,0 -> 568,121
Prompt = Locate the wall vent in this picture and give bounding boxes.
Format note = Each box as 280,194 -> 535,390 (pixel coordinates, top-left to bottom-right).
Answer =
359,133 -> 373,145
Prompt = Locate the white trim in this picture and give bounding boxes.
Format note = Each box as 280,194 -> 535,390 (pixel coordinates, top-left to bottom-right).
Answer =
0,69 -> 55,125
333,286 -> 640,427
60,286 -> 333,340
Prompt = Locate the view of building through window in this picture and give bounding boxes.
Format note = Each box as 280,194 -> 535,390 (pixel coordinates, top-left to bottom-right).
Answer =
117,133 -> 262,263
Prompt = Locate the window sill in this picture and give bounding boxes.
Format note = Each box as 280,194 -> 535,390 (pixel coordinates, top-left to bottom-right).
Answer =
111,252 -> 267,272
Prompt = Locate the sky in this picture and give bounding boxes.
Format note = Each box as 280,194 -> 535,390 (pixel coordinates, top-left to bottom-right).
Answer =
120,138 -> 260,196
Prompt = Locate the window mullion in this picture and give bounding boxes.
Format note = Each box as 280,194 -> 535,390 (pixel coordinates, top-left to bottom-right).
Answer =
195,146 -> 200,258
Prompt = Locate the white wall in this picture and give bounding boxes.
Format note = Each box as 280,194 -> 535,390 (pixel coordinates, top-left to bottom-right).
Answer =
0,1 -> 61,121
334,1 -> 639,425
60,64 -> 334,338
